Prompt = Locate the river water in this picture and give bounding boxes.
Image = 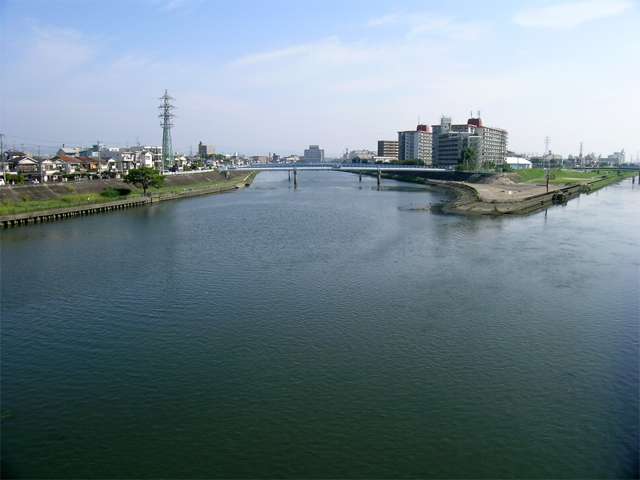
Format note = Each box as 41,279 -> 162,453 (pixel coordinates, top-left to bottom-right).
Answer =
1,171 -> 638,478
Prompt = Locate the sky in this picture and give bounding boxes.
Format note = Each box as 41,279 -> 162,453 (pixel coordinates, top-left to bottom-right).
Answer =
1,0 -> 639,158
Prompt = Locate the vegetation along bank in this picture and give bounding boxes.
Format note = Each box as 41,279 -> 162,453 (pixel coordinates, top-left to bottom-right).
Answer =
0,171 -> 257,227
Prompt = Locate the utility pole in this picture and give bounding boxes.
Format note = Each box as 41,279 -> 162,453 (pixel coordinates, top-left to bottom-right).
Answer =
544,136 -> 551,192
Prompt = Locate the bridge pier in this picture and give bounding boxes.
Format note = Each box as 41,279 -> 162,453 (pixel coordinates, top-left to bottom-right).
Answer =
293,169 -> 297,189
288,170 -> 291,182
377,169 -> 381,189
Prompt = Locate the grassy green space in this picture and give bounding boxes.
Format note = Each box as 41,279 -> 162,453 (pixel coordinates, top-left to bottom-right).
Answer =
0,192 -> 143,216
151,177 -> 247,196
0,172 -> 255,217
515,168 -> 633,185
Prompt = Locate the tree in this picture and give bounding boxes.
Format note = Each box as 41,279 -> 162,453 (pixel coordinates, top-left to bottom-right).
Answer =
462,147 -> 478,171
124,167 -> 164,196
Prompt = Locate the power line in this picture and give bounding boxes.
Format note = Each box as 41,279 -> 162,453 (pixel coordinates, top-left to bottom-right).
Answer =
1,133 -> 138,148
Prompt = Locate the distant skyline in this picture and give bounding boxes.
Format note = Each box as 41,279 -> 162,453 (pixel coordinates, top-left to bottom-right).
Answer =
1,0 -> 639,158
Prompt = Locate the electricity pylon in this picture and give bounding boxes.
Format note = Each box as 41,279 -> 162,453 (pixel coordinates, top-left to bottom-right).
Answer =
159,90 -> 175,172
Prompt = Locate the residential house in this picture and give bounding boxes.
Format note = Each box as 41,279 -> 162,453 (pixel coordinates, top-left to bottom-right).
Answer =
1,151 -> 26,174
38,158 -> 64,182
55,154 -> 84,174
138,151 -> 154,168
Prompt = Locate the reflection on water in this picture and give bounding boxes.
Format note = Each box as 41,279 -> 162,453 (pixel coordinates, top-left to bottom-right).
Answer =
1,171 -> 638,479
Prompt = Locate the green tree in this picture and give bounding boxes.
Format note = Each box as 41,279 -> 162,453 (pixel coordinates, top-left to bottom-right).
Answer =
462,147 -> 478,171
124,167 -> 164,196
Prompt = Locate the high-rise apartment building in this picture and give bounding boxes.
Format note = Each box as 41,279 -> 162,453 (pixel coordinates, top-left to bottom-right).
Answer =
432,116 -> 507,168
198,142 -> 215,158
377,140 -> 399,159
303,145 -> 324,163
397,125 -> 432,165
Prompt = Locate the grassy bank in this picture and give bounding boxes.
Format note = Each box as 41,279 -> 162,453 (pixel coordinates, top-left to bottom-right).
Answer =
0,192 -> 141,216
0,171 -> 254,217
515,168 -> 635,185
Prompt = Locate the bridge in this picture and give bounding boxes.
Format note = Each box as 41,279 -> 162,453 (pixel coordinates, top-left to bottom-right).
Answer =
221,162 -> 447,188
224,162 -> 446,172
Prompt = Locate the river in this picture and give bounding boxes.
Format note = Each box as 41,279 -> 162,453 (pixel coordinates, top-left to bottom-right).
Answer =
1,171 -> 638,478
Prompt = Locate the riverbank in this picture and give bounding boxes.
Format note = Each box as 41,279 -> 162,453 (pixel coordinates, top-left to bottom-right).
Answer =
0,171 -> 257,227
384,169 -> 637,216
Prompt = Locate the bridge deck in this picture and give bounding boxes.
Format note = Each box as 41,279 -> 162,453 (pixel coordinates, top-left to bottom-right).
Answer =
225,163 -> 446,172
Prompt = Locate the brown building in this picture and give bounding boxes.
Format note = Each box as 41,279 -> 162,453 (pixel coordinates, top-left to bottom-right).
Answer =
377,140 -> 399,159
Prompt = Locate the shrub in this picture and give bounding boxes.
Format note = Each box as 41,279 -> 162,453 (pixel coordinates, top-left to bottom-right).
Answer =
101,187 -> 132,198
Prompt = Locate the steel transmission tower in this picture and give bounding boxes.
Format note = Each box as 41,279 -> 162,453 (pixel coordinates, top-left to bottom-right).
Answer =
159,90 -> 175,172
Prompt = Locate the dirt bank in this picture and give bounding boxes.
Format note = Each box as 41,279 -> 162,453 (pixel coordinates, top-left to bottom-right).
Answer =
383,171 -> 635,216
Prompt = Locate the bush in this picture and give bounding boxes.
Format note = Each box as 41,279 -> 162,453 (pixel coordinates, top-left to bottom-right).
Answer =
101,187 -> 132,198
7,174 -> 26,184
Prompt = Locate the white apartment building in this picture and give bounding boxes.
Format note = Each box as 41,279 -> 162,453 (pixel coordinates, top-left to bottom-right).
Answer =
398,125 -> 432,165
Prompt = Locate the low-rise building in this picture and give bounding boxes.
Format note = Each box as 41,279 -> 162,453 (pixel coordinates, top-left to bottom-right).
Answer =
56,147 -> 80,157
505,156 -> 532,169
251,155 -> 270,164
15,156 -> 39,176
344,149 -> 376,162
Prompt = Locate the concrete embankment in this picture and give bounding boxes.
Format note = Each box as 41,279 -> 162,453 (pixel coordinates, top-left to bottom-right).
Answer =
0,171 -> 257,228
431,181 -> 582,215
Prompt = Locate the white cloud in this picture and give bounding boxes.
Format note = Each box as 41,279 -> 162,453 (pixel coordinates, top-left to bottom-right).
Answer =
156,0 -> 201,12
29,27 -> 94,70
366,11 -> 489,41
229,37 -> 381,70
366,12 -> 403,27
229,43 -> 316,67
514,0 -> 633,29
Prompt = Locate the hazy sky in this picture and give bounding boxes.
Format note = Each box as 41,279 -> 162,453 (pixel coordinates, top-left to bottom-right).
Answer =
1,0 -> 639,158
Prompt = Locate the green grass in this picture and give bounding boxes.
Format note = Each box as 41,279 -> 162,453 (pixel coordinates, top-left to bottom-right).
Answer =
0,173 -> 254,216
0,192 -> 143,216
515,168 -> 632,185
152,178 -> 243,196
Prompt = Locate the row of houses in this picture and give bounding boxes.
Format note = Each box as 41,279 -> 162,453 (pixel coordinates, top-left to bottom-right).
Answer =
0,148 -> 195,183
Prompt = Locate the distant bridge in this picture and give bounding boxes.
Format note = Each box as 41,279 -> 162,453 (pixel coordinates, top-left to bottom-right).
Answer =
571,166 -> 640,171
224,162 -> 446,173
221,162 -> 447,187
